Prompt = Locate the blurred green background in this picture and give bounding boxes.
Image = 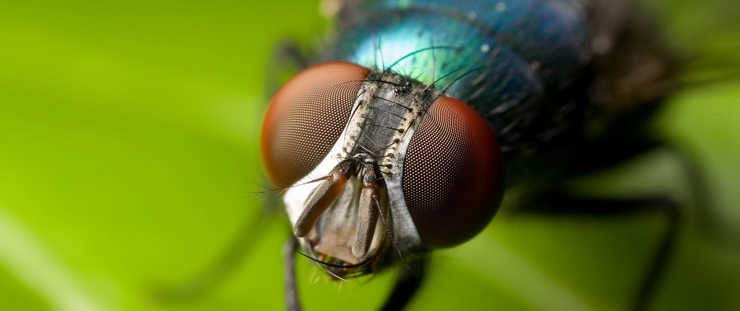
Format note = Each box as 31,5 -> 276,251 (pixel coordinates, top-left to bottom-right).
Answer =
0,1 -> 738,310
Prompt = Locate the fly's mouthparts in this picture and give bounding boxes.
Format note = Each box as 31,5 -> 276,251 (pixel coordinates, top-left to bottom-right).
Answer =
352,166 -> 381,259
293,154 -> 387,264
293,163 -> 353,237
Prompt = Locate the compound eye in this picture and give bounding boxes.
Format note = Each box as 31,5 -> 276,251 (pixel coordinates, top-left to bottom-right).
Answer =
402,96 -> 504,248
261,62 -> 369,188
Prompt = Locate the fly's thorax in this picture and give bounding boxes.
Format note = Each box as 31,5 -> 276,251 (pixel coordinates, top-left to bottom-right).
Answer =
322,0 -> 593,158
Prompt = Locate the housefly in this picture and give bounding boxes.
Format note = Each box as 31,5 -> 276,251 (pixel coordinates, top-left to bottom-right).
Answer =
261,0 -> 686,309
165,0 -> 738,310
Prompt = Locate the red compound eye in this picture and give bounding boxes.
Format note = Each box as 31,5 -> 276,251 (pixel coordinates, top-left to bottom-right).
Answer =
402,96 -> 504,248
260,62 -> 369,188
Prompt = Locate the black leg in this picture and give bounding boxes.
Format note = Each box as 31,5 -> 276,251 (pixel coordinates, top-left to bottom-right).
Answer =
380,257 -> 429,311
273,39 -> 311,70
284,236 -> 302,311
632,198 -> 680,311
264,39 -> 313,98
155,208 -> 279,303
664,145 -> 719,237
518,193 -> 681,311
568,136 -> 715,236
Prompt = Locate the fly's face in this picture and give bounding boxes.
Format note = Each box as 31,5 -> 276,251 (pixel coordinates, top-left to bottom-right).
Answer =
260,61 -> 505,277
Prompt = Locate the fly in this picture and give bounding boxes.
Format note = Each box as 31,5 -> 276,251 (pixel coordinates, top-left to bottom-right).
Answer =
163,0 -> 733,310
260,0 -> 682,309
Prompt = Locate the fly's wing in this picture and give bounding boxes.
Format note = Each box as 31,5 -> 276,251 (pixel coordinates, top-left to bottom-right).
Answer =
586,0 -> 740,114
647,0 -> 740,82
585,0 -> 678,113
569,0 -> 740,167
526,0 -> 740,159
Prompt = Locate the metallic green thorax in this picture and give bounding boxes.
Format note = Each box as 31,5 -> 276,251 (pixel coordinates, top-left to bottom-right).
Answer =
321,0 -> 592,156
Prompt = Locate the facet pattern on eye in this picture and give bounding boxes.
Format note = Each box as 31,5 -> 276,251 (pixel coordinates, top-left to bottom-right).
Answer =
402,96 -> 503,249
261,62 -> 369,188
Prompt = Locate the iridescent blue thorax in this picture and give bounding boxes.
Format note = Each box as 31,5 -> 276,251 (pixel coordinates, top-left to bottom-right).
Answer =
321,0 -> 592,155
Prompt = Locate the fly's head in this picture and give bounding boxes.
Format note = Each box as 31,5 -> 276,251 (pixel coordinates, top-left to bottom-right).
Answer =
260,61 -> 505,278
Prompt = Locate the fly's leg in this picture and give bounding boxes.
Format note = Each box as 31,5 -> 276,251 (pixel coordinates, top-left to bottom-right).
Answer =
271,38 -> 313,311
284,236 -> 302,311
281,242 -> 428,311
155,207 -> 281,302
514,131 -> 714,310
274,39 -> 311,70
380,257 -> 429,311
281,240 -> 428,311
631,200 -> 680,311
663,146 -> 718,237
265,39 -> 312,96
518,193 -> 681,311
568,134 -> 716,238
